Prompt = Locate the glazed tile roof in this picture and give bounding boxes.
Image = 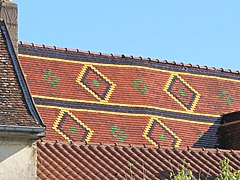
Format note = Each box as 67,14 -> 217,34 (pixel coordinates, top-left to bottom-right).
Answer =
0,21 -> 43,127
37,141 -> 240,180
18,42 -> 240,148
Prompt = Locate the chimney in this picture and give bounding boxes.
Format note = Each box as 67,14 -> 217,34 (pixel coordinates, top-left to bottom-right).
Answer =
0,0 -> 18,53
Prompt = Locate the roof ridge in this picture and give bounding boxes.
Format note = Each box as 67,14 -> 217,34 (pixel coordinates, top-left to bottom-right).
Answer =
19,41 -> 240,75
38,140 -> 240,153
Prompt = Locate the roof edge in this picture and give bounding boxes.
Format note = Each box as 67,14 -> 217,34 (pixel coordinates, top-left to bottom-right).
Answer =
0,21 -> 45,127
38,140 -> 240,153
19,41 -> 240,75
0,125 -> 45,133
221,111 -> 240,125
0,125 -> 45,139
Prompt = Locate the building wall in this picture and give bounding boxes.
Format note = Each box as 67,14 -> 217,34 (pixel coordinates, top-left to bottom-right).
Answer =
0,139 -> 37,179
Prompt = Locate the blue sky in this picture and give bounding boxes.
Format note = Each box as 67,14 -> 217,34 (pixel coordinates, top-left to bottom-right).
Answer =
15,0 -> 240,70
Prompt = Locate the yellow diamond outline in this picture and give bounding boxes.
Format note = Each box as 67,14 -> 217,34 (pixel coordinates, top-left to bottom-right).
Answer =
76,64 -> 116,102
163,74 -> 201,112
143,117 -> 182,147
52,109 -> 94,143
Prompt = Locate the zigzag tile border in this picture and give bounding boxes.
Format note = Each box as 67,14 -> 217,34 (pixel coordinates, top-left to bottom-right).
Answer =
19,52 -> 240,148
18,52 -> 240,80
76,64 -> 116,102
38,105 -> 220,147
143,117 -> 182,147
34,96 -> 220,124
20,54 -> 240,117
164,74 -> 201,112
52,109 -> 94,143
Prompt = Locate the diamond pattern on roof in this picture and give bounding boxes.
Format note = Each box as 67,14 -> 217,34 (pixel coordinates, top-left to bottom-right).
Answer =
53,110 -> 94,143
76,65 -> 116,102
143,117 -> 182,147
19,43 -> 240,148
164,74 -> 200,112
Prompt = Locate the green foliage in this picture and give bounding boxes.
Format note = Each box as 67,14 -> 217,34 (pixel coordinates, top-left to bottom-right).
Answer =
170,161 -> 193,180
128,162 -> 134,168
216,158 -> 240,180
170,158 -> 240,180
126,162 -> 134,179
124,158 -> 240,180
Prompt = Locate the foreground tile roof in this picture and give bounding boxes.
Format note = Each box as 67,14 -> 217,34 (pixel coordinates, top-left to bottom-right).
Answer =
37,141 -> 240,180
18,42 -> 240,148
0,21 -> 44,127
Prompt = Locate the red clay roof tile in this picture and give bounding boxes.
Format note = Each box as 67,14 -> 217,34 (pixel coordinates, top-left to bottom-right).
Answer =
37,141 -> 240,180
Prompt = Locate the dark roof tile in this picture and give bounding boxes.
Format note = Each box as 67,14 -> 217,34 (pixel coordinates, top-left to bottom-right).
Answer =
0,21 -> 44,127
18,41 -> 240,75
219,111 -> 240,149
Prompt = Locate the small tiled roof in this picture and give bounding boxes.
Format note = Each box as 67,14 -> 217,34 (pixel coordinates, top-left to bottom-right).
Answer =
219,111 -> 240,150
37,141 -> 240,180
0,21 -> 44,128
18,42 -> 240,148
